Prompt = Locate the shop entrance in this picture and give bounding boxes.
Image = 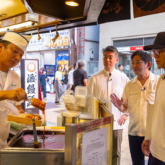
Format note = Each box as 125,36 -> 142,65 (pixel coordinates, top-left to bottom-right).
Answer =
118,52 -> 135,79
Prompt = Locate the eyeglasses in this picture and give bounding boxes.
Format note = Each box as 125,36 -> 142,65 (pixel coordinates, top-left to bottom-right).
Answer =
149,49 -> 160,57
149,48 -> 165,57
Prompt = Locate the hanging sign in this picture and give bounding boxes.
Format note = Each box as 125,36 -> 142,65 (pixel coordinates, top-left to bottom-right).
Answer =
21,59 -> 39,114
26,30 -> 70,51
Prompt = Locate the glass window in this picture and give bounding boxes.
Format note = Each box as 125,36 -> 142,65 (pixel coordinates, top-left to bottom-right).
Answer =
144,37 -> 155,46
113,38 -> 143,47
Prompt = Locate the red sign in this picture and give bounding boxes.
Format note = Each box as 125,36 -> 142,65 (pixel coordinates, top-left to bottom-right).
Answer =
77,116 -> 111,133
130,46 -> 144,51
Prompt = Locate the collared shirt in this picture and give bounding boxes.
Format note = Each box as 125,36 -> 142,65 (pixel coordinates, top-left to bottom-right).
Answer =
150,74 -> 165,162
87,69 -> 129,130
0,69 -> 22,106
122,72 -> 159,136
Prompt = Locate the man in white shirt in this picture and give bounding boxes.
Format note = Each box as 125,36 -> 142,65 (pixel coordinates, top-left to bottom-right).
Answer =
110,51 -> 159,165
87,46 -> 129,165
142,32 -> 165,164
0,32 -> 31,149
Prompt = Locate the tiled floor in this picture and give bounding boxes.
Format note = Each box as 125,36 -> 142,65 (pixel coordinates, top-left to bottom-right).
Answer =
41,93 -> 149,165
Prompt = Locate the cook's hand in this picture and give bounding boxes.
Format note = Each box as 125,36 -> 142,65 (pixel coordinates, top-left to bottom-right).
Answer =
117,114 -> 128,126
60,84 -> 62,87
7,88 -> 28,102
110,93 -> 123,110
142,140 -> 150,157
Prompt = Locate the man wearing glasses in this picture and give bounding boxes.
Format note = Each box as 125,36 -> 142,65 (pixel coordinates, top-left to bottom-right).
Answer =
110,50 -> 159,165
87,46 -> 129,165
142,32 -> 165,165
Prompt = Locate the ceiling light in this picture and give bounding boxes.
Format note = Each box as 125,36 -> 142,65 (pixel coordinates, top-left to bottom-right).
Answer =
65,1 -> 79,6
0,21 -> 36,33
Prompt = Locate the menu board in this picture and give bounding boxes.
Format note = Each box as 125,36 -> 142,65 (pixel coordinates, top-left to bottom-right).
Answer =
44,65 -> 55,76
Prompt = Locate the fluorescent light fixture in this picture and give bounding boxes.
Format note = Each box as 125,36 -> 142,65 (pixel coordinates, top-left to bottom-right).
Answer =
0,27 -> 8,32
65,1 -> 79,6
0,21 -> 35,32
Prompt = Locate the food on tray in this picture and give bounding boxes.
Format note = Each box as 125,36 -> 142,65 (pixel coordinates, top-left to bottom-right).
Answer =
25,114 -> 42,121
31,98 -> 46,111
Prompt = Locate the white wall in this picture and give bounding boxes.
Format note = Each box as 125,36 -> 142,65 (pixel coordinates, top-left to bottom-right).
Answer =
85,25 -> 100,42
43,51 -> 55,65
79,41 -> 99,76
99,0 -> 165,70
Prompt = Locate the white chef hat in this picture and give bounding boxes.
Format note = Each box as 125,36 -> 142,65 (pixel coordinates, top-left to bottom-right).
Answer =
1,32 -> 32,51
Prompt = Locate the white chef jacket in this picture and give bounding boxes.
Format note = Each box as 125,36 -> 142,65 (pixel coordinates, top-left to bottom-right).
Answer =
87,69 -> 129,130
149,74 -> 165,162
0,69 -> 23,106
68,70 -> 74,85
0,69 -> 22,150
122,72 -> 159,137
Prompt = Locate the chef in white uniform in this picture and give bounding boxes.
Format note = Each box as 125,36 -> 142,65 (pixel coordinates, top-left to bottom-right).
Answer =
0,32 -> 32,150
87,46 -> 129,165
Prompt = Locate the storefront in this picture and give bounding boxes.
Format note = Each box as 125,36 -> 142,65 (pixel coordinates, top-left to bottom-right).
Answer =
25,30 -> 70,92
114,37 -> 163,79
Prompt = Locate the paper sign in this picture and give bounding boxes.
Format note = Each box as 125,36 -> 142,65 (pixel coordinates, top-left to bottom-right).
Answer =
82,127 -> 108,165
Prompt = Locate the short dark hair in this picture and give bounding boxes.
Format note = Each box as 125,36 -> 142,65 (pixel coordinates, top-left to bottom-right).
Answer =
0,40 -> 11,48
103,46 -> 118,57
131,50 -> 152,70
118,64 -> 122,67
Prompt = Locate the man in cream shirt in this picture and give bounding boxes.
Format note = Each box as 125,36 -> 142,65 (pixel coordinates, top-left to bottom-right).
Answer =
142,31 -> 165,164
87,46 -> 129,165
0,32 -> 31,149
111,51 -> 159,165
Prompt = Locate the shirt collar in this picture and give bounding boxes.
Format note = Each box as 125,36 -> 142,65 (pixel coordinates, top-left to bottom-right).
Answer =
132,71 -> 155,84
103,68 -> 116,77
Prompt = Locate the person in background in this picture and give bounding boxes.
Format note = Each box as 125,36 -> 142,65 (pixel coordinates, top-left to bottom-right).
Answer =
142,32 -> 165,165
63,69 -> 68,93
118,64 -> 123,72
39,68 -> 43,75
74,62 -> 78,70
55,65 -> 64,103
39,70 -> 47,100
110,51 -> 159,165
68,65 -> 74,90
87,46 -> 129,165
73,60 -> 87,91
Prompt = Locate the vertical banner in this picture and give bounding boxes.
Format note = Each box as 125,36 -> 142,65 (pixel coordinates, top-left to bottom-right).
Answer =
21,59 -> 39,114
55,50 -> 69,74
133,0 -> 165,18
98,0 -> 130,24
